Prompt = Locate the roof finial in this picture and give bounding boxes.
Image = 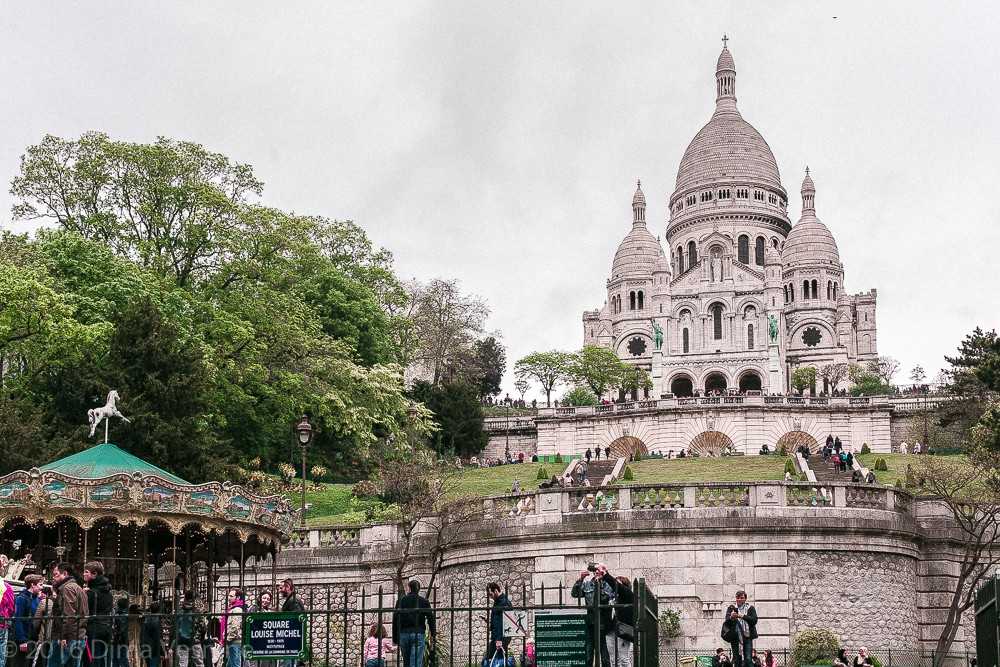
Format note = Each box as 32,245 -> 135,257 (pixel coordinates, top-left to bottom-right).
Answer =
632,179 -> 646,225
805,165 -> 810,176
722,34 -> 729,49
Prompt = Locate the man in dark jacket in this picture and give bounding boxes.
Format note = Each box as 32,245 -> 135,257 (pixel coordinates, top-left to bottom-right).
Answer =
721,591 -> 757,667
174,591 -> 205,667
83,562 -> 113,667
485,583 -> 513,662
12,575 -> 42,667
279,580 -> 304,613
49,562 -> 89,667
572,565 -> 612,667
391,580 -> 435,667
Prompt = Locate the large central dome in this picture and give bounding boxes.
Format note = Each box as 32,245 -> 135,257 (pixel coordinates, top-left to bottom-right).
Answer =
675,111 -> 782,193
672,46 -> 783,199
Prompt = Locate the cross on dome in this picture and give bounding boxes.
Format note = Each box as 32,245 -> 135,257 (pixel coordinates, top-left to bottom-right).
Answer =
722,34 -> 728,48
632,179 -> 646,225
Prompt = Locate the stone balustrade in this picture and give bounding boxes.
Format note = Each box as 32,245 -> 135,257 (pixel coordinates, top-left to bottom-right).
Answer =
535,394 -> 898,419
285,481 -> 913,550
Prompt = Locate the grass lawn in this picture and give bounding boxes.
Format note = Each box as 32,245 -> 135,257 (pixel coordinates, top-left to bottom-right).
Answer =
295,462 -> 552,524
857,453 -> 966,486
625,455 -> 789,484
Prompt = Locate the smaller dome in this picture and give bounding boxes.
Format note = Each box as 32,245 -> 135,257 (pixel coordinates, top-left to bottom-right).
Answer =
612,225 -> 662,278
717,47 -> 735,73
653,245 -> 670,274
782,168 -> 840,266
632,180 -> 646,207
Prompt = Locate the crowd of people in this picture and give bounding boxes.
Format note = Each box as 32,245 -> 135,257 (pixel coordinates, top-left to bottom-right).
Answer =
0,563 -> 306,667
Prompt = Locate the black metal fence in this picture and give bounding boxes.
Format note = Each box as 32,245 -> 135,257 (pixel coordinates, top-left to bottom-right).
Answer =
2,588 -> 976,667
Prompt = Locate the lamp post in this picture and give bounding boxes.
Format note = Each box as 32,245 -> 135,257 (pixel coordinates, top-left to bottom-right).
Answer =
294,415 -> 314,527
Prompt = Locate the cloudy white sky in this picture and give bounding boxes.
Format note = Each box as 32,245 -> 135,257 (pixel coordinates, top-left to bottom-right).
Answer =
2,1 -> 998,399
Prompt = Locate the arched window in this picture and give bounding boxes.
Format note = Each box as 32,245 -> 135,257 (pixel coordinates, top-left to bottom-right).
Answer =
677,246 -> 685,273
833,283 -> 838,299
789,283 -> 795,302
783,286 -> 788,303
737,235 -> 750,264
755,236 -> 765,265
682,328 -> 690,353
679,308 -> 691,319
637,291 -> 644,310
747,324 -> 754,350
827,281 -> 832,300
811,280 -> 818,299
802,280 -> 810,300
771,237 -> 779,249
744,305 -> 757,318
688,241 -> 698,267
629,291 -> 636,310
711,304 -> 723,340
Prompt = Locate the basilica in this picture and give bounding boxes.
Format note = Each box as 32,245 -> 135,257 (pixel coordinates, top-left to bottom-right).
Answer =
582,43 -> 878,398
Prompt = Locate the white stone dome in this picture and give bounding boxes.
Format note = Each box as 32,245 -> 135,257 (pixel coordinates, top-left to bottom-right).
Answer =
673,45 -> 783,197
612,225 -> 661,278
781,168 -> 840,266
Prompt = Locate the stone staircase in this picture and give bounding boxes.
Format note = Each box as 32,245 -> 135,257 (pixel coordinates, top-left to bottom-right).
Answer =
567,457 -> 624,486
811,453 -> 849,482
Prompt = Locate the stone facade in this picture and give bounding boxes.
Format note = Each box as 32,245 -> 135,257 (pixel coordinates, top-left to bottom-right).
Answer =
787,551 -> 919,647
583,44 -> 877,398
268,488 -> 981,657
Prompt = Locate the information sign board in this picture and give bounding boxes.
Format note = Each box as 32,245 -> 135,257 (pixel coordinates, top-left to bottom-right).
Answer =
534,608 -> 587,667
242,612 -> 310,660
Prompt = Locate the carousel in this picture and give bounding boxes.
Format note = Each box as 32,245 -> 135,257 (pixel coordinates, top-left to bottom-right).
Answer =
0,392 -> 295,607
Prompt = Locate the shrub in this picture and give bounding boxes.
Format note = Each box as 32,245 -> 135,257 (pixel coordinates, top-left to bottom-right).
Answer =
277,462 -> 297,485
894,479 -> 903,488
554,453 -> 563,463
777,443 -> 788,456
869,656 -> 883,667
536,467 -> 549,481
622,466 -> 634,481
874,458 -> 888,472
310,464 -> 328,481
658,608 -> 681,640
860,443 -> 871,455
784,459 -> 797,476
791,629 -> 839,667
352,480 -> 378,498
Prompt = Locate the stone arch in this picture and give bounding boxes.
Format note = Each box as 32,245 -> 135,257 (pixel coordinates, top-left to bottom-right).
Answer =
703,371 -> 728,394
776,430 -> 820,454
608,436 -> 648,460
689,431 -> 736,457
738,370 -> 763,392
670,373 -> 695,397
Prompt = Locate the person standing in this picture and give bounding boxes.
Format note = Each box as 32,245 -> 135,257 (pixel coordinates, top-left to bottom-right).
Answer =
11,575 -> 42,667
48,563 -> 88,667
110,598 -> 130,667
572,565 -> 612,667
391,581 -> 435,667
602,573 -> 633,667
174,591 -> 205,667
361,624 -> 394,667
721,591 -> 757,667
140,604 -> 162,667
485,583 -> 512,663
83,562 -> 113,667
220,590 -> 245,667
32,586 -> 55,667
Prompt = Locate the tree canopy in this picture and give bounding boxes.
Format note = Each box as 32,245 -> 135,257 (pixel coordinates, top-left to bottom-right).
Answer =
2,133 -> 438,482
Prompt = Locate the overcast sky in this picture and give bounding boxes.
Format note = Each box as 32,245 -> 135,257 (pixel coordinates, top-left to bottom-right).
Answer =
2,1 -> 998,400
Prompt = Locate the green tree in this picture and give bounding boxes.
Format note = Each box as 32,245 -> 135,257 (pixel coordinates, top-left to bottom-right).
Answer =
562,386 -> 598,407
515,351 -> 572,407
790,366 -> 817,395
514,378 -> 530,403
619,366 -> 654,398
569,346 -> 627,399
866,355 -> 900,386
405,279 -> 489,386
409,380 -> 487,457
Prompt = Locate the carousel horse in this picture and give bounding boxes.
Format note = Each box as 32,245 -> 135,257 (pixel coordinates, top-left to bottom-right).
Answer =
88,389 -> 131,438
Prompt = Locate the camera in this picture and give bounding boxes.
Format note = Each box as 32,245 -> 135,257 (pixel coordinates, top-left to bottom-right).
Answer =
587,563 -> 597,572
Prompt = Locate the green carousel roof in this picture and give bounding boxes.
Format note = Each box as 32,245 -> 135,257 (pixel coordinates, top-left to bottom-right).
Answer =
39,443 -> 190,485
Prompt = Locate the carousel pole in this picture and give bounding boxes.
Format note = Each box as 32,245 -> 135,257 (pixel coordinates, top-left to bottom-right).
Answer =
239,541 -> 245,590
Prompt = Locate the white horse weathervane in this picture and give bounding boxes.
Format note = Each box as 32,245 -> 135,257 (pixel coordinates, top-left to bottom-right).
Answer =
88,389 -> 131,443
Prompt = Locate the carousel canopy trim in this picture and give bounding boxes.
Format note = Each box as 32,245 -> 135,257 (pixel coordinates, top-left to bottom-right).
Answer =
40,443 -> 189,485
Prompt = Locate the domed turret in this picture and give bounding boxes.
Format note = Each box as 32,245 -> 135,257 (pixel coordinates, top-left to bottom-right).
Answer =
782,168 -> 840,267
612,181 -> 661,278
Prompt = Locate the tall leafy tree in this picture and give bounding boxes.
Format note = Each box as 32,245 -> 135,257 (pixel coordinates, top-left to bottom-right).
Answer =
514,351 -> 572,407
408,380 -> 487,457
569,346 -> 626,399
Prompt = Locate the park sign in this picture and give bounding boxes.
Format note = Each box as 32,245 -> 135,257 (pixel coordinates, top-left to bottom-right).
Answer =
243,612 -> 310,660
534,608 -> 587,666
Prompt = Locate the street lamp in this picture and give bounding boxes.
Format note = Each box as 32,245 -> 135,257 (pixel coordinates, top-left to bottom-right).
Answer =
294,415 -> 314,527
